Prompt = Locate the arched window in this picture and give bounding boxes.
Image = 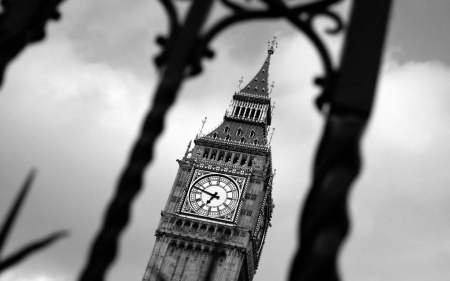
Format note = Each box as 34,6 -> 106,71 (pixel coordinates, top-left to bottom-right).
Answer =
224,126 -> 230,133
239,108 -> 245,117
236,128 -> 242,136
203,148 -> 210,158
240,137 -> 246,143
226,134 -> 231,141
254,139 -> 259,145
213,132 -> 218,139
255,110 -> 261,120
240,155 -> 247,165
250,130 -> 255,138
250,109 -> 256,119
232,154 -> 240,164
244,108 -> 250,118
234,106 -> 240,116
248,156 -> 254,167
225,152 -> 232,162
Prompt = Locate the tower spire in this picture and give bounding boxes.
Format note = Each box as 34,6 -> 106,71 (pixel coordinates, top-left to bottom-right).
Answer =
238,37 -> 277,97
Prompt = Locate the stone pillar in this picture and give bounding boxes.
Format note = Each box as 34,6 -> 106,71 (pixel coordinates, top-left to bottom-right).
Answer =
237,154 -> 243,165
230,152 -> 235,163
150,239 -> 170,281
172,244 -> 189,280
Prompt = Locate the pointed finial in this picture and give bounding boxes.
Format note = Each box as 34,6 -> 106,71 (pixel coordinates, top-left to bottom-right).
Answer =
200,117 -> 207,134
236,76 -> 244,93
269,81 -> 275,94
184,140 -> 192,158
269,128 -> 275,144
268,36 -> 278,55
273,169 -> 277,178
271,102 -> 276,118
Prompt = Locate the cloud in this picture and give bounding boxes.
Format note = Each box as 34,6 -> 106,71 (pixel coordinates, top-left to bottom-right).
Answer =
2,1 -> 450,280
341,58 -> 450,280
0,33 -> 154,280
371,60 -> 450,153
0,270 -> 67,281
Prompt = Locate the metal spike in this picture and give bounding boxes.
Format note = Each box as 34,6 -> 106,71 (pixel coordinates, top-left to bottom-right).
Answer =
269,128 -> 275,144
200,117 -> 207,134
269,81 -> 275,94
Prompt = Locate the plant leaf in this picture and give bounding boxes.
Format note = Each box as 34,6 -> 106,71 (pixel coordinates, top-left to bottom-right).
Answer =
0,169 -> 36,256
0,231 -> 68,271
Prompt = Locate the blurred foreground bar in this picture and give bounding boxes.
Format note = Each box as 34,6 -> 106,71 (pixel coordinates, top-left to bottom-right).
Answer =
289,1 -> 392,280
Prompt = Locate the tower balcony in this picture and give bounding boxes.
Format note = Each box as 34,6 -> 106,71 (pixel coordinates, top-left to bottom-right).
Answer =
224,110 -> 267,125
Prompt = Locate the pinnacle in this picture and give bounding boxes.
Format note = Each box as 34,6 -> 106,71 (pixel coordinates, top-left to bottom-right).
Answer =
238,52 -> 272,97
235,37 -> 278,97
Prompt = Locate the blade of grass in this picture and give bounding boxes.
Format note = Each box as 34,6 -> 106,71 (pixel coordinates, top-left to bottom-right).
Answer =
0,169 -> 36,256
0,231 -> 68,271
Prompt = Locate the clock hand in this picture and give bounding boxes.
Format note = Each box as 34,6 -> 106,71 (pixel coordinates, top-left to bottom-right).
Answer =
206,192 -> 219,205
193,186 -> 220,199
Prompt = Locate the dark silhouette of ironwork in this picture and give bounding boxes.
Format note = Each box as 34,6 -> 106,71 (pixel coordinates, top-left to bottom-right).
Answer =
79,1 -> 349,280
79,1 -> 215,280
288,1 -> 392,280
0,0 -> 65,87
0,0 -> 392,280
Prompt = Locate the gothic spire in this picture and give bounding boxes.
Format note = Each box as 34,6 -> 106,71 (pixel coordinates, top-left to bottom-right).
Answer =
238,37 -> 277,97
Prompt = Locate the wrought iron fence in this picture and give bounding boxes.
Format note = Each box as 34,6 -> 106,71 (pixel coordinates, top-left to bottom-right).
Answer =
0,0 -> 392,280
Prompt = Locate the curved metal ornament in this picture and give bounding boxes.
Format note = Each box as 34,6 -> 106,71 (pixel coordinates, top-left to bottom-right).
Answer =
79,0 -> 389,280
156,0 -> 345,107
0,0 -> 65,88
289,1 -> 392,280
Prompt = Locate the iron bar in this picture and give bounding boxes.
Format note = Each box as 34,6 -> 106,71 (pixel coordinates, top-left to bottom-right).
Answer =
78,1 -> 214,280
288,0 -> 392,280
0,0 -> 64,88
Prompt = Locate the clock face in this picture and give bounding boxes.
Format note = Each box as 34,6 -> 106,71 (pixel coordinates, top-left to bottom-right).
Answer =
187,174 -> 239,218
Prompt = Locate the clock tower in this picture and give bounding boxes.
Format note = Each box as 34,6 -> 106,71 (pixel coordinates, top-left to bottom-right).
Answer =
142,41 -> 277,281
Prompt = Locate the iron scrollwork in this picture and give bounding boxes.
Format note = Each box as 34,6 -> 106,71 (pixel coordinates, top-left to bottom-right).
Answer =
78,1 -> 391,281
0,0 -> 65,88
156,0 -> 344,109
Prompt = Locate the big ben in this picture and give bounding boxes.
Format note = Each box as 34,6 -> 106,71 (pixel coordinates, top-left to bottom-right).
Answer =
142,40 -> 277,281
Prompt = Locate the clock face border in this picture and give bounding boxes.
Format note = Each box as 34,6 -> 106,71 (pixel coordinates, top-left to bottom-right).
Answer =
177,167 -> 249,225
187,174 -> 240,218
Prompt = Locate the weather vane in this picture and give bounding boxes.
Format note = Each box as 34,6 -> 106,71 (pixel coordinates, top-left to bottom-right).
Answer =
268,36 -> 278,54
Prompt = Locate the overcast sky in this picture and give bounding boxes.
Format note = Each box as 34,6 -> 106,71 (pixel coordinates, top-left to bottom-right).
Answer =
1,1 -> 450,281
